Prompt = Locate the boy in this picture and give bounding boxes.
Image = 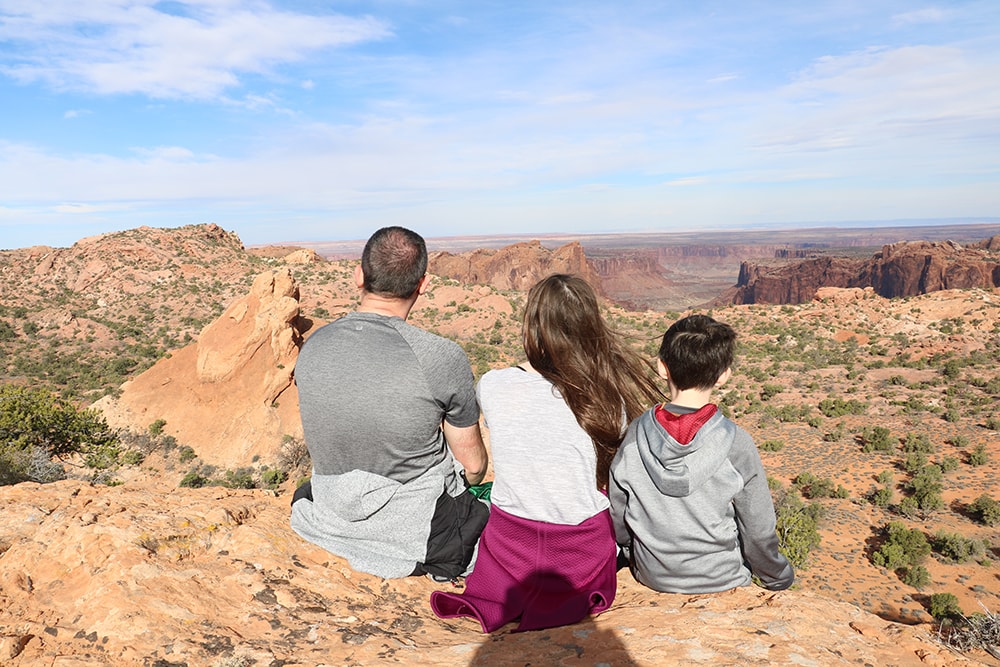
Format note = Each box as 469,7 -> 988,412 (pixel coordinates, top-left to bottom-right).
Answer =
609,314 -> 794,594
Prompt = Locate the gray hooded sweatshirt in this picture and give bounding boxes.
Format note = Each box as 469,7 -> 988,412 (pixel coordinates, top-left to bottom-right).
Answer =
609,405 -> 794,594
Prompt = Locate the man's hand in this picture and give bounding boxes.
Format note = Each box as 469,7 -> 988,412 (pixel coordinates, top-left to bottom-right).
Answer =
442,421 -> 488,486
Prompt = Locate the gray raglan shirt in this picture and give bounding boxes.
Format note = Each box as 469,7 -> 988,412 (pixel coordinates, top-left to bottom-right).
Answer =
290,311 -> 480,578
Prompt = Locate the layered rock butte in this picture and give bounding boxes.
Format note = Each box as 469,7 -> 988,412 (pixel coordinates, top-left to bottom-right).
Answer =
2,224 -> 999,665
727,238 -> 1000,305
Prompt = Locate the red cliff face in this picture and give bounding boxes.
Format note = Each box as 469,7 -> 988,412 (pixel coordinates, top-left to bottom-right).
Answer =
861,239 -> 1000,298
730,237 -> 1000,305
429,240 -> 604,293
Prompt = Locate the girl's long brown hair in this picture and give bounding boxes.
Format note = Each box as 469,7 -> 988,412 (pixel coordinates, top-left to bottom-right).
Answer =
523,274 -> 664,489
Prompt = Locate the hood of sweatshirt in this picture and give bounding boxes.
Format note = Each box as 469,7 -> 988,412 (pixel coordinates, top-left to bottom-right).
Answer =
633,408 -> 736,498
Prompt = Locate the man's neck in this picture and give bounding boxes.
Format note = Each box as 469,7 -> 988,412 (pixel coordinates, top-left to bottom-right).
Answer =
356,292 -> 417,320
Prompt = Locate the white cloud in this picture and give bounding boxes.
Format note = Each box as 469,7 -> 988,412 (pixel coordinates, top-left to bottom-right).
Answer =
666,177 -> 708,187
891,8 -> 947,27
0,0 -> 391,99
749,44 -> 1000,160
130,145 -> 198,160
53,202 -> 123,213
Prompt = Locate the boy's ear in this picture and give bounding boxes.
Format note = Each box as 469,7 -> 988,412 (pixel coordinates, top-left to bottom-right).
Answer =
656,358 -> 670,381
354,264 -> 365,289
715,367 -> 733,388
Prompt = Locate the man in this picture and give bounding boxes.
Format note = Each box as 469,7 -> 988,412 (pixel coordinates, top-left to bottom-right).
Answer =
290,226 -> 489,579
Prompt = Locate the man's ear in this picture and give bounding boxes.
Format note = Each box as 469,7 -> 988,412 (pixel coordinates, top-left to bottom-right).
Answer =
354,264 -> 365,289
715,367 -> 733,388
416,274 -> 431,296
656,358 -> 670,381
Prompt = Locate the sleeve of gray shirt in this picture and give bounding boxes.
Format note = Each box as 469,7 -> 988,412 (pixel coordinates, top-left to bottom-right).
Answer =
729,432 -> 795,590
608,420 -> 638,547
399,322 -> 480,429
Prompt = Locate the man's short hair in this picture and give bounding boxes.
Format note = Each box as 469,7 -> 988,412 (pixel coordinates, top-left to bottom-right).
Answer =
658,314 -> 736,390
361,227 -> 428,298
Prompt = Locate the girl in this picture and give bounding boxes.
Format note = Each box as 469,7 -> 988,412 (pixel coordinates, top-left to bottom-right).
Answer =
431,274 -> 662,632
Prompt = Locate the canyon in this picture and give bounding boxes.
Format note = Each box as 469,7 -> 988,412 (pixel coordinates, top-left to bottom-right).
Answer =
1,223 -> 999,665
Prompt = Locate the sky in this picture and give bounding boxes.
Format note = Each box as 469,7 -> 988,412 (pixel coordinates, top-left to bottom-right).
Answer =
1,1 -> 999,250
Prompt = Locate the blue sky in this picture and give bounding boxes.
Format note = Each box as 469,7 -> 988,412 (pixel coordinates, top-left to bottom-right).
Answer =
1,1 -> 999,249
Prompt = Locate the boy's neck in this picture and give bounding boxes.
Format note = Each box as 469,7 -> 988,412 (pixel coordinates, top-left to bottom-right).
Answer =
666,386 -> 714,411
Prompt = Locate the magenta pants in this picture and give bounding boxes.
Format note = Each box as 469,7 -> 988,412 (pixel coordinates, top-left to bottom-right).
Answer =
429,504 -> 617,632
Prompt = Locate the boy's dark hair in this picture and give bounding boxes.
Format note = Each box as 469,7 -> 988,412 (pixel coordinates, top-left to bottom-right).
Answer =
658,314 -> 736,390
360,226 -> 428,297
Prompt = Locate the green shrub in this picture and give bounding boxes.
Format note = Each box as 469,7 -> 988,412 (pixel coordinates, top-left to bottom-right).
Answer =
222,468 -> 256,489
760,384 -> 783,400
902,432 -> 934,454
122,450 -> 145,466
774,490 -> 823,569
0,384 -> 117,485
83,440 -> 122,471
0,320 -> 16,341
871,521 -> 930,570
948,435 -> 969,448
901,564 -> 930,589
969,494 -> 1000,527
872,542 -> 909,570
968,443 -> 989,466
860,426 -> 894,453
261,468 -> 288,489
148,419 -> 167,437
178,446 -> 197,463
870,485 -> 893,508
818,398 -> 868,418
903,452 -> 928,473
822,423 -> 845,442
792,473 -> 844,500
179,472 -> 206,488
928,593 -> 963,622
898,496 -> 919,518
907,465 -> 945,512
765,405 -> 812,423
759,439 -> 785,452
939,455 -> 959,473
932,531 -> 987,563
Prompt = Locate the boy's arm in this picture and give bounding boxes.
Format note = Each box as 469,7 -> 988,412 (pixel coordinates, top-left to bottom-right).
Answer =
730,434 -> 795,590
608,430 -> 635,546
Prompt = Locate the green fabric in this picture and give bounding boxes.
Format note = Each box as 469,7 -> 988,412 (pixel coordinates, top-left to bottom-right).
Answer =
468,482 -> 492,502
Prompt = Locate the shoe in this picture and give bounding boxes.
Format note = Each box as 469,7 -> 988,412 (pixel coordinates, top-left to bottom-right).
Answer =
427,573 -> 462,586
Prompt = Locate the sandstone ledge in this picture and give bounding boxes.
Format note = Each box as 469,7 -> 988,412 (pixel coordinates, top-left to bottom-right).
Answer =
0,481 -> 974,666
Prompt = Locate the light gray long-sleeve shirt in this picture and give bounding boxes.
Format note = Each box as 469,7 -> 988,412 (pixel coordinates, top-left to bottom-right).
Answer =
609,406 -> 794,594
478,367 -> 609,525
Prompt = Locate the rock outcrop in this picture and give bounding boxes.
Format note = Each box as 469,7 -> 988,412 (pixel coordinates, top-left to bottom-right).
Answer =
0,479 -> 976,666
429,240 -> 603,293
95,269 -> 304,466
861,239 -> 1000,298
727,237 -> 1000,305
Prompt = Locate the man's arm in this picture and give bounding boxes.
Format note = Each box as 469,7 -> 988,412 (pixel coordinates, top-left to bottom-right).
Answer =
442,421 -> 488,486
